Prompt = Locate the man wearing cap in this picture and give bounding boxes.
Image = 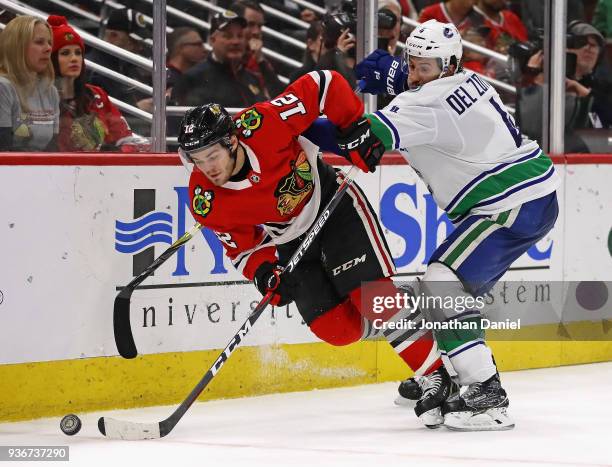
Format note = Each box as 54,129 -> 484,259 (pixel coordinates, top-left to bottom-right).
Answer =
171,10 -> 266,109
519,20 -> 612,151
567,21 -> 612,129
86,8 -> 151,109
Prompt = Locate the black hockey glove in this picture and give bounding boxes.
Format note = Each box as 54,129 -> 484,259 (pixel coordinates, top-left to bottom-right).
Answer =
336,118 -> 385,173
254,262 -> 296,306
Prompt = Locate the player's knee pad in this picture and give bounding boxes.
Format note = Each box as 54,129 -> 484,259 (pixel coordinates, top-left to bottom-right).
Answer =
421,262 -> 485,352
309,299 -> 363,346
420,262 -> 478,322
422,261 -> 460,282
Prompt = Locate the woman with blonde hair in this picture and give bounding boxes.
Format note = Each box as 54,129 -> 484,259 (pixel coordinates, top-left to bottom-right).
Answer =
0,15 -> 59,151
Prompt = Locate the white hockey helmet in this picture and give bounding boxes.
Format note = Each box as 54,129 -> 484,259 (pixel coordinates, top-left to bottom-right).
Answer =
404,19 -> 463,77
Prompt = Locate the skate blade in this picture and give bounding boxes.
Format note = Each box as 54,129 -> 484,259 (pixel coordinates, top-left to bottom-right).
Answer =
419,407 -> 443,429
394,395 -> 417,408
444,407 -> 515,432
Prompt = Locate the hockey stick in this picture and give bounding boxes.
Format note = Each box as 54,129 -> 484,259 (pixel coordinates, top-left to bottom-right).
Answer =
114,222 -> 203,359
98,165 -> 359,440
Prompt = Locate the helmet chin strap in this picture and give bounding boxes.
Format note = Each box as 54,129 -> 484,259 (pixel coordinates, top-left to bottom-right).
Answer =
437,57 -> 460,79
438,58 -> 449,78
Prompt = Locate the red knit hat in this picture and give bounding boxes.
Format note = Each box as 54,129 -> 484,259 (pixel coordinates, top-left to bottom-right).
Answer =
48,15 -> 84,54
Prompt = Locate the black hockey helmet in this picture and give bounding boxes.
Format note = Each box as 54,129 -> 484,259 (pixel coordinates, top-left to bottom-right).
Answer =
178,103 -> 234,154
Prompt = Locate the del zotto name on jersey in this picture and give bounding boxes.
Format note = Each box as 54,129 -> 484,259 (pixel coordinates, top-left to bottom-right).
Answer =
445,73 -> 491,117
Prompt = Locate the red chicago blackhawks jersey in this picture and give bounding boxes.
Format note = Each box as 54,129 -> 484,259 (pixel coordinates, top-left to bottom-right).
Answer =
188,70 -> 363,280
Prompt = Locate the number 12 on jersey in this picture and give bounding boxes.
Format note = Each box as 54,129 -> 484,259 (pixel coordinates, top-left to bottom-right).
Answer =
271,94 -> 307,121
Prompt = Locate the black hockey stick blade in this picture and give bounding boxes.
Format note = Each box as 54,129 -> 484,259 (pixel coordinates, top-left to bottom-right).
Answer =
113,223 -> 203,359
114,289 -> 137,359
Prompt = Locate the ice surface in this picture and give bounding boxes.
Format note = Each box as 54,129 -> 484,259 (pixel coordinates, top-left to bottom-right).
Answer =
1,362 -> 611,467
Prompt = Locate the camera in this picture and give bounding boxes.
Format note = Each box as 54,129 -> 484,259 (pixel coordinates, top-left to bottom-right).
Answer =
322,0 -> 357,50
378,7 -> 398,30
322,1 -> 400,51
377,7 -> 398,52
508,29 -> 579,78
507,32 -> 544,71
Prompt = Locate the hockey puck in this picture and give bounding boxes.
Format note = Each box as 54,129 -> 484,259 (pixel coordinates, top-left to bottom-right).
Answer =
60,414 -> 82,436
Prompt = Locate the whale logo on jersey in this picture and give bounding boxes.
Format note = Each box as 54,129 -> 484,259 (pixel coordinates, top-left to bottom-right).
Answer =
192,186 -> 214,217
236,109 -> 263,138
274,151 -> 314,217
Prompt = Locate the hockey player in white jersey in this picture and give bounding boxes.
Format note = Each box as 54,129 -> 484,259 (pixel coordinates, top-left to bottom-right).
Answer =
334,19 -> 560,430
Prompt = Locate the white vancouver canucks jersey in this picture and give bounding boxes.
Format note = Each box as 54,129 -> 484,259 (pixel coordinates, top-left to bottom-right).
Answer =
368,71 -> 559,223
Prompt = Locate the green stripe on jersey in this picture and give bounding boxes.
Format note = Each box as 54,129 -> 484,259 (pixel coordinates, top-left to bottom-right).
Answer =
443,219 -> 496,267
436,317 -> 485,353
366,113 -> 394,151
447,151 -> 552,220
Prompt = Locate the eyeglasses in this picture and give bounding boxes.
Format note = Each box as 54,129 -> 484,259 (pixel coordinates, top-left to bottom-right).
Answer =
583,40 -> 600,49
569,36 -> 601,50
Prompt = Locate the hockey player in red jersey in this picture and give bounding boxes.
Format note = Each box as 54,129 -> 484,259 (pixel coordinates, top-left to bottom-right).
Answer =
178,70 -> 446,400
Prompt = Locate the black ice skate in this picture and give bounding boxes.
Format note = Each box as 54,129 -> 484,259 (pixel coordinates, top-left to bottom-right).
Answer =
442,373 -> 514,431
394,376 -> 425,407
414,366 -> 458,428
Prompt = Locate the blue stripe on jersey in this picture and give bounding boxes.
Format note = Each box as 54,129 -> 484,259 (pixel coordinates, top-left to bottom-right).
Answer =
444,147 -> 541,213
374,111 -> 400,149
448,340 -> 485,358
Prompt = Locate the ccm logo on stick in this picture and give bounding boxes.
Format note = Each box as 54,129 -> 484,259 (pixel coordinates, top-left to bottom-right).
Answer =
332,254 -> 367,276
211,320 -> 252,376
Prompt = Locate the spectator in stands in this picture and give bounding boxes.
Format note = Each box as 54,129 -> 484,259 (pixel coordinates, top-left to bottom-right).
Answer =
419,0 -> 478,33
300,7 -> 322,24
103,7 -> 148,55
467,0 -> 527,82
276,0 -> 323,23
171,10 -> 266,108
567,21 -> 612,128
288,21 -> 323,83
230,1 -> 285,99
413,0 -> 440,12
379,1 -> 402,54
0,16 -> 59,151
593,0 -> 612,38
519,22 -> 612,152
137,27 -> 206,115
473,0 -> 527,53
48,15 -> 141,152
86,8 -> 151,107
460,25 -> 497,76
396,0 -> 413,17
166,27 -> 206,91
318,13 -> 357,87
